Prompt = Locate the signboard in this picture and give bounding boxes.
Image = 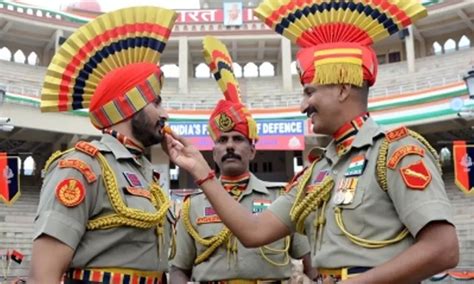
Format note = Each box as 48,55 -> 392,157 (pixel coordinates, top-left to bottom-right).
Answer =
169,119 -> 305,151
176,8 -> 256,24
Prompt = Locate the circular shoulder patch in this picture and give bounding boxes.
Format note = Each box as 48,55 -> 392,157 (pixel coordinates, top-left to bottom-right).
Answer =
55,178 -> 85,207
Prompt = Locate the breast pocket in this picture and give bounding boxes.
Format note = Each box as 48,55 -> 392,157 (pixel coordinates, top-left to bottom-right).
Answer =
195,222 -> 227,253
329,179 -> 367,236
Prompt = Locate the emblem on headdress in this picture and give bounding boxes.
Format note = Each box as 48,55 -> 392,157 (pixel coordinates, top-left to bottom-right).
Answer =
216,113 -> 235,132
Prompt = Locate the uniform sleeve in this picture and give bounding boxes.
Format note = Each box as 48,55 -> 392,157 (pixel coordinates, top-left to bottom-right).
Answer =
170,214 -> 197,270
386,137 -> 454,237
33,154 -> 100,250
267,186 -> 298,233
288,232 -> 310,259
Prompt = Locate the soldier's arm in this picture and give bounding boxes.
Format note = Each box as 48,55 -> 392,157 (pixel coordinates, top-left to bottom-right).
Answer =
165,134 -> 292,247
343,222 -> 458,284
28,235 -> 74,284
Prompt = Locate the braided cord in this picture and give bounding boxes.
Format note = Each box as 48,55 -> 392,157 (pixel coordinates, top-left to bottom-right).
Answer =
258,236 -> 291,266
181,197 -> 232,264
86,153 -> 169,231
334,207 -> 409,248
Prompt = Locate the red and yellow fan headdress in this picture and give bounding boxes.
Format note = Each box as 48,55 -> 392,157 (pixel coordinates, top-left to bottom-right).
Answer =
203,36 -> 258,143
40,6 -> 177,129
254,0 -> 427,87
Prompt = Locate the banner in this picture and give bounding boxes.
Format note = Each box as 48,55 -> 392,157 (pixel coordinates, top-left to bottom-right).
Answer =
453,140 -> 474,194
0,153 -> 21,205
169,119 -> 305,151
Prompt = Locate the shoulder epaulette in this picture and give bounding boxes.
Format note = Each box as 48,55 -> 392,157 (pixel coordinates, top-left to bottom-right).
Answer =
43,148 -> 75,174
75,141 -> 99,156
385,126 -> 409,142
183,191 -> 203,203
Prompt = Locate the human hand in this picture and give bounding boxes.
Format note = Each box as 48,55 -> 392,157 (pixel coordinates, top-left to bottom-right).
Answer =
164,132 -> 212,179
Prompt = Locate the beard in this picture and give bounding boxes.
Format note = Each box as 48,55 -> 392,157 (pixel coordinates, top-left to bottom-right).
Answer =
131,110 -> 165,147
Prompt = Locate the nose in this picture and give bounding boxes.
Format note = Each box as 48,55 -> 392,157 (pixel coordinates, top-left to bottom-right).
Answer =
158,107 -> 169,120
300,96 -> 309,114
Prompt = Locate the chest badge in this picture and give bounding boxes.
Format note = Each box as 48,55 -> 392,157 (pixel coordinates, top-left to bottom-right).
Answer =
123,171 -> 143,187
345,154 -> 366,177
333,177 -> 359,205
252,199 -> 272,213
306,170 -> 329,193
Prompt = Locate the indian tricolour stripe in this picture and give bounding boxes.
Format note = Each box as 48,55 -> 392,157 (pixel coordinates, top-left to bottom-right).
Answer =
346,155 -> 365,176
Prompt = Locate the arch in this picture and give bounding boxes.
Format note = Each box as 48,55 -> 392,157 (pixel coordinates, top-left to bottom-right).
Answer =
27,52 -> 38,65
0,47 -> 12,61
290,61 -> 298,75
232,62 -> 242,78
36,9 -> 43,17
259,61 -> 275,77
432,41 -> 442,55
459,35 -> 471,50
243,62 -> 258,78
23,156 -> 36,176
13,50 -> 26,63
443,38 -> 456,53
195,63 -> 211,78
161,64 -> 179,78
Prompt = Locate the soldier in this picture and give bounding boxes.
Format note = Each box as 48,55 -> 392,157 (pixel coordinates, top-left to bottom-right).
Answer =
164,1 -> 459,283
170,36 -> 313,283
29,6 -> 177,284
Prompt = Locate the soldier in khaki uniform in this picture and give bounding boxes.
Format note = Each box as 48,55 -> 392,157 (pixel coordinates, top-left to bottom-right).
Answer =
170,36 -> 312,283
29,6 -> 177,284
164,1 -> 459,283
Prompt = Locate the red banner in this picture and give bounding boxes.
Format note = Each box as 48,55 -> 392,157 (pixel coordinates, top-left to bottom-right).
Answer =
453,141 -> 474,194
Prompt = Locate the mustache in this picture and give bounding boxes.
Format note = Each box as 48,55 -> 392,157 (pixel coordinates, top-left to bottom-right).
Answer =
222,152 -> 242,162
304,106 -> 317,118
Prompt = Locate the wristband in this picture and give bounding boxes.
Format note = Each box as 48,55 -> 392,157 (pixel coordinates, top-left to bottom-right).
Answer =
195,170 -> 216,186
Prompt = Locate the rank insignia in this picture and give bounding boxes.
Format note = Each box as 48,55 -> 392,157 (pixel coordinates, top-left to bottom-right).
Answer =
215,113 -> 235,132
204,206 -> 216,216
123,172 -> 143,187
345,155 -> 366,177
400,160 -> 432,190
55,178 -> 85,207
333,177 -> 358,205
252,199 -> 272,213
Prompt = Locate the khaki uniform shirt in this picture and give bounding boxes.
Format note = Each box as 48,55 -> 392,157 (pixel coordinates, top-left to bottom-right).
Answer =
269,118 -> 454,268
34,134 -> 171,271
171,173 -> 310,281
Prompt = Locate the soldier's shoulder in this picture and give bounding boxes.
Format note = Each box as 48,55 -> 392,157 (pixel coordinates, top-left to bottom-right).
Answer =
43,140 -> 102,177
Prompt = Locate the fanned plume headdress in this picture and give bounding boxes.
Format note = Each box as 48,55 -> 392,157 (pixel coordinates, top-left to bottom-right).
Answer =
41,6 -> 177,129
203,36 -> 258,143
254,0 -> 427,87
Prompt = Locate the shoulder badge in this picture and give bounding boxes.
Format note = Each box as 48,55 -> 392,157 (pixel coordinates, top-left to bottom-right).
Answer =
59,159 -> 97,183
386,126 -> 409,142
400,160 -> 432,190
75,141 -> 98,156
387,144 -> 425,169
55,178 -> 86,207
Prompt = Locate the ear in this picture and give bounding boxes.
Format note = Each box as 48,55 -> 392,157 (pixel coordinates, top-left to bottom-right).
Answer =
338,84 -> 352,102
249,143 -> 256,161
212,145 -> 219,163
